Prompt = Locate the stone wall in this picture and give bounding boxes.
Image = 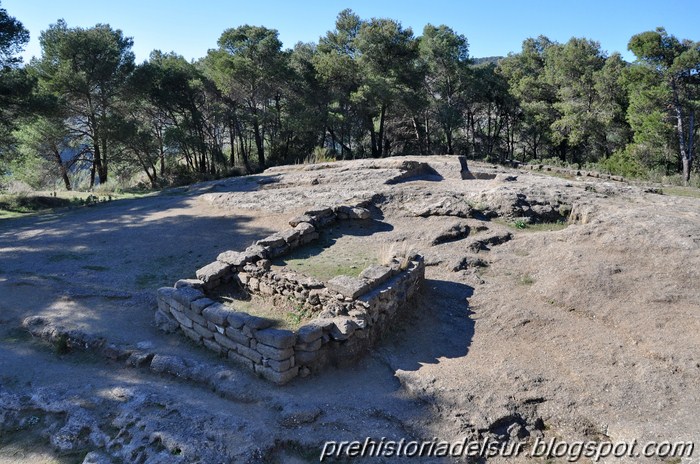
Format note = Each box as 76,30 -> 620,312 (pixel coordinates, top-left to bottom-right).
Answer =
155,203 -> 425,385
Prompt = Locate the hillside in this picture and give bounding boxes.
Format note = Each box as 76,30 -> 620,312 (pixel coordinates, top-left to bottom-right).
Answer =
0,156 -> 698,463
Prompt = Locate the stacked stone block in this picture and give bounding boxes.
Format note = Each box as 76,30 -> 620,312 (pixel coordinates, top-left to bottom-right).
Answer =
155,202 -> 425,384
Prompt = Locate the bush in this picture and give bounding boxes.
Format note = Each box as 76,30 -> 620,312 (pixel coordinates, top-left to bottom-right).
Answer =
600,148 -> 648,179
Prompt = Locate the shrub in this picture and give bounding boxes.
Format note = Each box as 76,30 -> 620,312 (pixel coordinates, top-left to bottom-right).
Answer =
600,146 -> 649,179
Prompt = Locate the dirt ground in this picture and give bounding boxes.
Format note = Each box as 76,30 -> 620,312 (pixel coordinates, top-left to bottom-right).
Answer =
0,156 -> 698,463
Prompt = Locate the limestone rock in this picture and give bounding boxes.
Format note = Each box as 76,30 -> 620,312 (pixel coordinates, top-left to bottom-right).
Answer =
326,275 -> 369,299
257,234 -> 286,248
202,303 -> 235,326
296,323 -> 323,343
174,279 -> 204,289
255,328 -> 297,349
359,265 -> 393,287
154,309 -> 179,333
172,286 -> 204,306
217,250 -> 248,266
195,261 -> 230,284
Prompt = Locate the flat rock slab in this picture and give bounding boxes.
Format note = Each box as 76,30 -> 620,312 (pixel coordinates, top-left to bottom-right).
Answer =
359,265 -> 393,286
217,250 -> 248,266
326,275 -> 370,299
196,261 -> 230,283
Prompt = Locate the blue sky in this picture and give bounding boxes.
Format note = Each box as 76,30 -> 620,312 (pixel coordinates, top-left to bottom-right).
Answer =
4,0 -> 699,64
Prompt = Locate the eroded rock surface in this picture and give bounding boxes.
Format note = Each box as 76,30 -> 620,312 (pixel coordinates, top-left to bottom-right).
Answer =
0,156 -> 698,462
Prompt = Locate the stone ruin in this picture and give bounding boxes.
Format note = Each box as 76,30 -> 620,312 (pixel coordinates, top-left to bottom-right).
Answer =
155,203 -> 425,384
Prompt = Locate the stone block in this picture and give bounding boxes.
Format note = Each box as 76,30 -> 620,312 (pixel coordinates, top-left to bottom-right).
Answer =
228,350 -> 254,370
279,228 -> 300,244
255,364 -> 299,385
225,326 -> 250,346
182,326 -> 202,343
305,206 -> 333,217
258,282 -> 275,295
267,357 -> 293,372
289,215 -> 313,227
242,314 -> 275,330
196,261 -> 231,284
202,338 -> 223,355
334,205 -> 371,220
150,354 -> 188,377
169,299 -> 187,313
157,287 -> 176,302
154,308 -> 179,333
329,318 -> 358,341
349,207 -> 371,219
183,308 -> 207,326
157,297 -> 170,314
126,351 -> 154,367
255,328 -> 297,349
296,323 -> 323,343
214,333 -> 239,351
217,250 -> 248,266
294,350 -> 319,365
236,344 -> 263,364
174,279 -> 204,290
247,277 -> 260,291
268,244 -> 289,258
191,297 -> 216,315
256,343 -> 294,361
244,244 -> 268,260
315,214 -> 336,228
295,337 -> 322,352
257,234 -> 286,248
192,322 -> 214,340
102,344 -> 131,361
301,231 -> 319,244
293,221 -> 316,236
170,308 -> 193,329
359,265 -> 393,287
227,311 -> 247,329
326,275 -> 369,299
202,303 -> 234,326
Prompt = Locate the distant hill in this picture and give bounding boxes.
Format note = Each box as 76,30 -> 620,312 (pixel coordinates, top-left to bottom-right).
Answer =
472,56 -> 503,66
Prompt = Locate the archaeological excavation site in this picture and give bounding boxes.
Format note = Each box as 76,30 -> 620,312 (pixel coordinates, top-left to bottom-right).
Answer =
156,201 -> 425,384
1,156 -> 698,463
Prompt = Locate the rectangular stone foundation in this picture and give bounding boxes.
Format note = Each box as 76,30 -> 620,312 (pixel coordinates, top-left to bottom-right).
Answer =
155,203 -> 425,384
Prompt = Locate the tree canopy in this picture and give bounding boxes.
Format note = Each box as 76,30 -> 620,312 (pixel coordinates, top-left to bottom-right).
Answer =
1,6 -> 699,190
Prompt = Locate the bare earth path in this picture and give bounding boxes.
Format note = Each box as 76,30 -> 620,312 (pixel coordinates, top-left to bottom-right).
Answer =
0,156 -> 698,463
